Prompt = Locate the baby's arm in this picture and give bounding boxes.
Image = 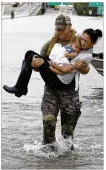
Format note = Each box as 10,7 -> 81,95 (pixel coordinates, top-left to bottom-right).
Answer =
65,51 -> 79,59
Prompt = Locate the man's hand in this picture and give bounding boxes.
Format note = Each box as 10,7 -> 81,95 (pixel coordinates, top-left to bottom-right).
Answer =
73,59 -> 90,74
49,60 -> 90,75
31,57 -> 44,68
49,62 -> 68,73
49,66 -> 64,75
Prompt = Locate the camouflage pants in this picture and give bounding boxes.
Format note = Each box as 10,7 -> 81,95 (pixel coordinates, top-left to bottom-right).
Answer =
41,85 -> 82,144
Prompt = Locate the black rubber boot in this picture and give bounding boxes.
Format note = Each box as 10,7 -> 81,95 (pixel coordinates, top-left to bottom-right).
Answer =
3,55 -> 33,97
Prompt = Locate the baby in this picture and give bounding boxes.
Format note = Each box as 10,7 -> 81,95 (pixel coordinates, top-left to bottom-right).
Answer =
49,37 -> 82,65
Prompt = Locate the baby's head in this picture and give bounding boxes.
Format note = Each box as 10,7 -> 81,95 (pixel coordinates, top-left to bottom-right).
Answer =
72,38 -> 81,53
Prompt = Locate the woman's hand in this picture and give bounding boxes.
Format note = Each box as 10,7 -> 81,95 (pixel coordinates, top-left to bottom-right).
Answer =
31,57 -> 44,68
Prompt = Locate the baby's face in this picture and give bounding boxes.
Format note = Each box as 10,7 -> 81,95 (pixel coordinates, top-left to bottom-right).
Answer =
72,44 -> 81,53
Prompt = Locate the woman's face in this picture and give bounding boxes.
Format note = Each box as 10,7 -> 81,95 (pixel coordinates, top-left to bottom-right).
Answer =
81,33 -> 95,49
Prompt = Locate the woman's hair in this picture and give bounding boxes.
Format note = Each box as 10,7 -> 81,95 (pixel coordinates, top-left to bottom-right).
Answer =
83,28 -> 102,43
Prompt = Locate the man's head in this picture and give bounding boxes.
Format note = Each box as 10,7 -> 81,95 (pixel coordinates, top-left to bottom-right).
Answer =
55,14 -> 71,31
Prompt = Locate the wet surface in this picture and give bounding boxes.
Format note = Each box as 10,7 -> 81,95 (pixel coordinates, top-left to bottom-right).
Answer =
2,13 -> 103,169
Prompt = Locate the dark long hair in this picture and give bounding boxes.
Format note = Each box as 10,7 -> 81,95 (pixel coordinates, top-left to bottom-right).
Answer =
83,28 -> 102,43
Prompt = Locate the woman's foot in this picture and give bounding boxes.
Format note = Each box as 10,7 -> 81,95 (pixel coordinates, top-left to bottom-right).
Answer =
3,85 -> 27,97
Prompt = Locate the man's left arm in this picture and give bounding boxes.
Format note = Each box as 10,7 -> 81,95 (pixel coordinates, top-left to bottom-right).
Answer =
49,60 -> 90,75
73,60 -> 90,74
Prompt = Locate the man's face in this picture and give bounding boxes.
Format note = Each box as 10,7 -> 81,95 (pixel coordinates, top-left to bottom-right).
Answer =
56,24 -> 72,40
56,28 -> 64,33
56,28 -> 66,40
81,33 -> 94,49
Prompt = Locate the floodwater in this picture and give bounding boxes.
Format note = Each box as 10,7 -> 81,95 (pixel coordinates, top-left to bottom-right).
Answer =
2,12 -> 103,169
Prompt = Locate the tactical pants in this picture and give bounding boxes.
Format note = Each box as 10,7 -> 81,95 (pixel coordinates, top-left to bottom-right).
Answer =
41,85 -> 82,144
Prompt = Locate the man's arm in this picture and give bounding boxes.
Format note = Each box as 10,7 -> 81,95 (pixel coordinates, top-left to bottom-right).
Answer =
49,62 -> 75,74
49,66 -> 65,75
72,60 -> 90,74
70,52 -> 92,74
49,60 -> 90,74
80,66 -> 90,74
40,40 -> 50,58
32,40 -> 50,71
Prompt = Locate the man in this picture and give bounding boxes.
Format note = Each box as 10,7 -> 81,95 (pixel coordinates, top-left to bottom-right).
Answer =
3,15 -> 90,149
31,14 -> 89,148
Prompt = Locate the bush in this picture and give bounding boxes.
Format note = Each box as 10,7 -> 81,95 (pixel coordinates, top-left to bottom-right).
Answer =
74,2 -> 99,16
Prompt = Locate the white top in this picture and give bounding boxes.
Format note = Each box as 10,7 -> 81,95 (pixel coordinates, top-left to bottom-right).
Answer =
49,43 -> 70,65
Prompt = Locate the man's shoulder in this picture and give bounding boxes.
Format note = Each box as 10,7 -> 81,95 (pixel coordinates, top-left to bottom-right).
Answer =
71,28 -> 76,32
69,28 -> 77,42
75,32 -> 82,38
43,40 -> 51,46
40,40 -> 51,56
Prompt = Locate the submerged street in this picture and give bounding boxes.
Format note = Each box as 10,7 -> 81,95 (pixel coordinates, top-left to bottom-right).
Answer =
2,9 -> 103,169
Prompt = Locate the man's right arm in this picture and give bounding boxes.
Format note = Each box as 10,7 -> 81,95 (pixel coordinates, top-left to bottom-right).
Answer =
32,40 -> 50,70
40,40 -> 51,58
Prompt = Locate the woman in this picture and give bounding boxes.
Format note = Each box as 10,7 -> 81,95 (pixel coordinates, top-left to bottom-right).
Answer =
49,28 -> 102,74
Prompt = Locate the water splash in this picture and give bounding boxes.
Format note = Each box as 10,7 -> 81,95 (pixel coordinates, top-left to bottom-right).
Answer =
24,136 -> 74,159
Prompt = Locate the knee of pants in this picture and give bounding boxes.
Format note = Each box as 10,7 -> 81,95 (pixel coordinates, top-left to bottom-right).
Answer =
43,114 -> 57,133
43,114 -> 56,122
24,50 -> 35,61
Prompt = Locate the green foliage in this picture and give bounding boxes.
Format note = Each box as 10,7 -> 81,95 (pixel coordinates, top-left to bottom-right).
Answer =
74,2 -> 101,16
